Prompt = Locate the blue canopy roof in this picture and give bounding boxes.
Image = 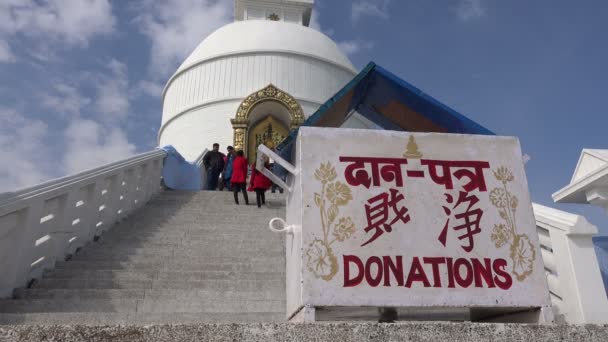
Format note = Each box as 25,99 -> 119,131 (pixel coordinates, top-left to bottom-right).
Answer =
276,61 -> 494,161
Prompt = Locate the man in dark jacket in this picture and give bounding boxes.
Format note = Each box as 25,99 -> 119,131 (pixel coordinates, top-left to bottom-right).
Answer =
203,143 -> 225,191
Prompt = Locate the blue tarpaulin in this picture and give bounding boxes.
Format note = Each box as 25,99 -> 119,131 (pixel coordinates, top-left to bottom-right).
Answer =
271,61 -> 495,180
276,61 -> 494,164
160,145 -> 201,190
593,236 -> 608,297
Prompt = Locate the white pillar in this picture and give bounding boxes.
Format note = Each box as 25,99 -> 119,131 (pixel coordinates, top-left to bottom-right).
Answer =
534,203 -> 608,323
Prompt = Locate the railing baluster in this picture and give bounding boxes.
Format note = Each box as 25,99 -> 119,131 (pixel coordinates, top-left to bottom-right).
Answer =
53,189 -> 79,260
11,200 -> 44,295
0,208 -> 28,298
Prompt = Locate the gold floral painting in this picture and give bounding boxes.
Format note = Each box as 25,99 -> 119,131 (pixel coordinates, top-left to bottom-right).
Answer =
489,166 -> 536,281
305,162 -> 355,281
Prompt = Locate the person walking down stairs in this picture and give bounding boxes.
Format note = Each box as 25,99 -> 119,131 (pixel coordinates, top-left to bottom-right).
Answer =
223,146 -> 235,191
231,150 -> 249,205
249,159 -> 272,208
203,143 -> 225,191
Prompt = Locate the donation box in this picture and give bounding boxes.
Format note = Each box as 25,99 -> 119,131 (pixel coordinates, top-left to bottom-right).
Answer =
275,127 -> 551,322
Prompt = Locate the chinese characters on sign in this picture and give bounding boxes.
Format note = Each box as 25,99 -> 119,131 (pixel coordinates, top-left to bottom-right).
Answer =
339,156 -> 489,251
362,188 -> 410,247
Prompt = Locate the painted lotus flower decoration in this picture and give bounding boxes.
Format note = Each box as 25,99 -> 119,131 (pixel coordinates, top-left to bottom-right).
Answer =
307,162 -> 355,281
489,166 -> 535,281
305,238 -> 338,281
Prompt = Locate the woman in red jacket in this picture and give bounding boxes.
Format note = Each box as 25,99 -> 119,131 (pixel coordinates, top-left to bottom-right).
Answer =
249,158 -> 272,208
230,150 -> 249,205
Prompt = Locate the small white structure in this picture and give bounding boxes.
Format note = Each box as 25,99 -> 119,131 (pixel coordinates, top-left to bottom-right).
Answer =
159,0 -> 356,160
553,149 -> 608,213
547,148 -> 608,323
533,203 -> 608,323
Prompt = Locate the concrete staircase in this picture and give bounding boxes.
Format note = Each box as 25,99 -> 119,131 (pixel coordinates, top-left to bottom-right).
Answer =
0,191 -> 286,325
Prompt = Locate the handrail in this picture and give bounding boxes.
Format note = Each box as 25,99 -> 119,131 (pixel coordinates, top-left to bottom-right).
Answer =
256,144 -> 295,193
194,149 -> 209,190
0,150 -> 166,213
194,148 -> 209,167
0,149 -> 167,298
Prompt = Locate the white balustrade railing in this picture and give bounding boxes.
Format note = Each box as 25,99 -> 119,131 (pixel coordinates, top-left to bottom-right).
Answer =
194,149 -> 209,190
533,203 -> 608,323
0,150 -> 166,298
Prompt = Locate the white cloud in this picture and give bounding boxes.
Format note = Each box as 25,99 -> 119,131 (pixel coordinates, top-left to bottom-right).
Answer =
0,0 -> 115,47
0,40 -> 15,62
136,0 -> 232,78
308,9 -> 334,36
351,0 -> 391,23
63,119 -> 136,175
41,83 -> 91,118
0,107 -> 52,192
136,80 -> 164,98
309,9 -> 322,31
94,59 -> 130,121
0,55 -> 140,192
308,5 -> 368,58
456,0 -> 486,21
337,40 -> 374,57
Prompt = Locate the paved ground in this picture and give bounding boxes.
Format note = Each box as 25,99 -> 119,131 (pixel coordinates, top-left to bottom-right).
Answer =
1,322 -> 608,342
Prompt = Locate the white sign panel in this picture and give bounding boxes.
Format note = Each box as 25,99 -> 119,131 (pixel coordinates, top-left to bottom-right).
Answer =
285,127 -> 550,318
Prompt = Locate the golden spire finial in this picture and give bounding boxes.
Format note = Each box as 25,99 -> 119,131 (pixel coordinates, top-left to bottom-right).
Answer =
403,135 -> 422,159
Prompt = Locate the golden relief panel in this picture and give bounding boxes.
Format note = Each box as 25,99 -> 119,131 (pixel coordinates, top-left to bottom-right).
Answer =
247,116 -> 288,160
231,84 -> 305,155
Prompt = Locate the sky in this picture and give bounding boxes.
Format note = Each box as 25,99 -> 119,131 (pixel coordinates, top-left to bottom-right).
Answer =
0,0 -> 607,233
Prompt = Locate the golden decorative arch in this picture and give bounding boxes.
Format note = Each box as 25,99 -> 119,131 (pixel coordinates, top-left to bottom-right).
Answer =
231,84 -> 305,153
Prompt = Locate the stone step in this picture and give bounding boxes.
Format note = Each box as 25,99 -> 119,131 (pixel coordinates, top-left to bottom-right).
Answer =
13,289 -> 281,301
94,229 -> 284,246
120,215 -> 281,225
57,255 -> 283,267
81,241 -> 283,255
131,201 -> 284,208
0,299 -> 139,313
92,235 -> 282,246
136,298 -> 283,313
43,269 -> 283,282
151,192 -> 285,200
71,248 -> 281,260
13,289 -> 145,300
104,221 -> 280,230
55,260 -> 282,272
137,198 -> 281,205
92,234 -> 277,245
32,278 -> 284,291
107,221 -> 279,232
0,298 -> 284,313
0,312 -> 285,325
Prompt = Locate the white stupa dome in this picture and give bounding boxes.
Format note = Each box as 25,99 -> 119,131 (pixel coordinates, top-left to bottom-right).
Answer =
159,17 -> 357,161
175,20 -> 355,75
